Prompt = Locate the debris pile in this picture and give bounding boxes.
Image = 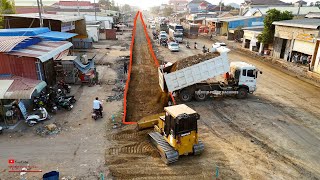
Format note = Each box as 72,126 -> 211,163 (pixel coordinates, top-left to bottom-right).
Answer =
36,123 -> 61,136
107,56 -> 129,102
171,52 -> 220,71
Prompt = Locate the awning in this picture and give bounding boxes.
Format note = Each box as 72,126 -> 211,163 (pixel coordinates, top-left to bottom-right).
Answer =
8,41 -> 73,62
0,75 -> 47,99
73,59 -> 95,73
36,31 -> 77,41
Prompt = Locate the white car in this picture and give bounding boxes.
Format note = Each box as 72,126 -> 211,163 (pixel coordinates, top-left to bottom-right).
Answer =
214,42 -> 226,47
159,31 -> 167,35
168,42 -> 180,52
150,24 -> 156,29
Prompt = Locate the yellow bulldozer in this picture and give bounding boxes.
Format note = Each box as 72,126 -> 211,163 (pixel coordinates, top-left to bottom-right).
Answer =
138,104 -> 204,164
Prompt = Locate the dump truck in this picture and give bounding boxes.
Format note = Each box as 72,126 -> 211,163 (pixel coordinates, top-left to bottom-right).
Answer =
138,104 -> 204,164
159,48 -> 262,102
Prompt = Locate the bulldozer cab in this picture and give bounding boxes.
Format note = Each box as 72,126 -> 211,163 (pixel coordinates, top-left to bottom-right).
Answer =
163,104 -> 200,138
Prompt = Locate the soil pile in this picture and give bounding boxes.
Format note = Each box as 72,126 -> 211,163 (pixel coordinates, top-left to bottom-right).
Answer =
171,52 -> 220,71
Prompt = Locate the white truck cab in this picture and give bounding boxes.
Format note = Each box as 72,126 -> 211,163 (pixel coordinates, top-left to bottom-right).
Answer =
230,62 -> 260,93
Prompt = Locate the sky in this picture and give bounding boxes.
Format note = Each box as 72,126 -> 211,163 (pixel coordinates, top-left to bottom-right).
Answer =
113,0 -> 316,10
14,0 -> 317,10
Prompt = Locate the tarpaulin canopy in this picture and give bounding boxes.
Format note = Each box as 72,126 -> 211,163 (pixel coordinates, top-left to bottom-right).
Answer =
0,27 -> 77,41
36,31 -> 77,41
73,59 -> 95,73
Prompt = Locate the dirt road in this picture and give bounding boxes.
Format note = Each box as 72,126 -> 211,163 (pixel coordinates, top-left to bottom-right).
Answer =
150,29 -> 320,178
0,34 -> 131,179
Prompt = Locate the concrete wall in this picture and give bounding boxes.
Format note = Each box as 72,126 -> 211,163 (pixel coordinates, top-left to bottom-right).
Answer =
275,25 -> 318,40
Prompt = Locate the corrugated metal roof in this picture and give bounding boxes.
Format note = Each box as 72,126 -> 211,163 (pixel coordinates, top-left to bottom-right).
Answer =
4,13 -> 84,23
0,36 -> 36,52
257,6 -> 320,15
0,75 -> 47,99
8,41 -> 73,62
273,18 -> 320,29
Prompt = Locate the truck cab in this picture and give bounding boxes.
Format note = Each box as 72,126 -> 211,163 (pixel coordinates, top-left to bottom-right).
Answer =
230,62 -> 260,93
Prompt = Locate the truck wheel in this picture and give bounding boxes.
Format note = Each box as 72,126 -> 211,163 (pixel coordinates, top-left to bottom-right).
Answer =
237,88 -> 248,99
194,91 -> 207,101
179,90 -> 192,102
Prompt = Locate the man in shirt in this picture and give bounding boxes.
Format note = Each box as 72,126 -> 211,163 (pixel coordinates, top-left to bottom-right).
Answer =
93,97 -> 103,117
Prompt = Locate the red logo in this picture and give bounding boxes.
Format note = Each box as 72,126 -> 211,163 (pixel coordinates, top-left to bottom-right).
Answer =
8,159 -> 15,164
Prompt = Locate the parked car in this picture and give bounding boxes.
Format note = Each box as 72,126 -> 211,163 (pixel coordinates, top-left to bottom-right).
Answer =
159,31 -> 167,35
214,42 -> 226,47
168,42 -> 180,52
150,24 -> 156,29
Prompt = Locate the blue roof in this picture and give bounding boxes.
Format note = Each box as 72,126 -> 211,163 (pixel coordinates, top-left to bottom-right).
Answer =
36,31 -> 77,41
0,27 -> 78,41
0,27 -> 50,36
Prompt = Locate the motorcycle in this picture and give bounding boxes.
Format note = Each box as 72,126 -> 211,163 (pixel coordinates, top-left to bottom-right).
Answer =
56,97 -> 73,111
33,95 -> 58,114
0,126 -> 3,134
57,80 -> 71,94
25,107 -> 51,127
92,108 -> 103,120
186,42 -> 190,49
56,89 -> 76,104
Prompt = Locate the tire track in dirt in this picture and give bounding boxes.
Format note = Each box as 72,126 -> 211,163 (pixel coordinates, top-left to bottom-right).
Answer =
189,101 -> 319,179
126,14 -> 168,122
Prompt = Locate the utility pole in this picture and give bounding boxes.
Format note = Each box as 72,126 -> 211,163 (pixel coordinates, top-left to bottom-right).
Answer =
94,0 -> 97,21
219,0 -> 222,16
77,0 -> 80,16
37,0 -> 43,27
297,0 -> 302,15
40,0 -> 44,14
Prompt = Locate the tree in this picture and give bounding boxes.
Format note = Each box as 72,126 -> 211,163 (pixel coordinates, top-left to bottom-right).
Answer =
316,1 -> 320,9
150,6 -> 160,14
310,2 -> 314,6
163,7 -> 174,17
0,0 -> 15,28
122,4 -> 131,13
257,9 -> 293,45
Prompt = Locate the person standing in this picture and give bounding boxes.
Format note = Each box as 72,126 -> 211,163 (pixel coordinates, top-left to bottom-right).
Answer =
124,61 -> 128,75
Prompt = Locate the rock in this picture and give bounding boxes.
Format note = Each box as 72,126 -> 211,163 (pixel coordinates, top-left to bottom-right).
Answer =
46,124 -> 57,131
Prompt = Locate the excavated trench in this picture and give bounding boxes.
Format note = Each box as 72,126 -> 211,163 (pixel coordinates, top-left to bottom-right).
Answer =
125,14 -> 168,122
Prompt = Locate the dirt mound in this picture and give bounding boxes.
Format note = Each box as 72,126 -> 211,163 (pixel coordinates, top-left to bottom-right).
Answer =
171,52 -> 220,71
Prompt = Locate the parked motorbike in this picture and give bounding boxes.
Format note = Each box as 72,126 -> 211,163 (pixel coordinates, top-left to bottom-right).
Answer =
56,97 -> 73,111
0,126 -> 3,134
57,80 -> 71,94
160,40 -> 168,47
186,42 -> 190,49
56,89 -> 76,104
33,95 -> 58,114
25,107 -> 51,127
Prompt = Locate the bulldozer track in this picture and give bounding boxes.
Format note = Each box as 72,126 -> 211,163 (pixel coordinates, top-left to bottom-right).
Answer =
108,141 -> 156,155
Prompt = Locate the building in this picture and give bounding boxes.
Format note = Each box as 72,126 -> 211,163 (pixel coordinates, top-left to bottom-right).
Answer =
272,19 -> 320,61
305,12 -> 320,19
168,0 -> 188,12
244,6 -> 320,17
51,0 -> 99,11
240,0 -> 290,15
242,26 -> 264,52
187,0 -> 212,13
0,37 -> 73,85
208,16 -> 264,37
3,13 -> 87,36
